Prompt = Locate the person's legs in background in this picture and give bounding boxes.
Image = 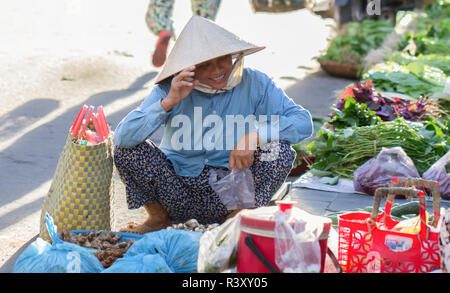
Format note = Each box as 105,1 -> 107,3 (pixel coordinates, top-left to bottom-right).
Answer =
146,0 -> 223,67
191,0 -> 222,20
145,0 -> 176,67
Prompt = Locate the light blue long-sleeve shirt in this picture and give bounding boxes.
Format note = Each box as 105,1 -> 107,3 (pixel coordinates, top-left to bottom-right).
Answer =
114,68 -> 313,176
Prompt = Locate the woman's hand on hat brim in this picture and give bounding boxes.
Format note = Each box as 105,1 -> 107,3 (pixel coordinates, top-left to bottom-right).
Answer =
162,66 -> 199,112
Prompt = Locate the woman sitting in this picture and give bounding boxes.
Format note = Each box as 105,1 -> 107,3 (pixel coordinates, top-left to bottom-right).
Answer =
114,16 -> 313,234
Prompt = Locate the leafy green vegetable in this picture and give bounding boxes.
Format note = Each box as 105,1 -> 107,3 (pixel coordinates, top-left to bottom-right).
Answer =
329,96 -> 381,128
406,62 -> 447,90
418,54 -> 450,75
388,52 -> 450,75
362,62 -> 445,98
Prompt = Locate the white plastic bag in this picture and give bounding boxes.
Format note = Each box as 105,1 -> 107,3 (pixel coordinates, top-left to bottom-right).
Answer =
197,214 -> 241,273
274,208 -> 323,273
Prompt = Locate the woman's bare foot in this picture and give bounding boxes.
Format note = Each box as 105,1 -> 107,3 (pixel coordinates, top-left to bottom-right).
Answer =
119,202 -> 171,234
119,219 -> 169,234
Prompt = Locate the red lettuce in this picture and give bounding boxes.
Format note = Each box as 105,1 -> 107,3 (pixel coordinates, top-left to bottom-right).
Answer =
332,80 -> 430,122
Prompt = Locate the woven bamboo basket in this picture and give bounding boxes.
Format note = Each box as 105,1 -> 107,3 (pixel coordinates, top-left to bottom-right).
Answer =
318,59 -> 361,79
39,132 -> 114,242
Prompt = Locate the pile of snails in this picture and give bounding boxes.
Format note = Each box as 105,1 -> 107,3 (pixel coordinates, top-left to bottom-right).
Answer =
166,219 -> 219,233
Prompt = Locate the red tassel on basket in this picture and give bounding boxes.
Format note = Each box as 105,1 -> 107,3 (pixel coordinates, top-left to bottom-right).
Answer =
78,106 -> 94,142
71,105 -> 88,138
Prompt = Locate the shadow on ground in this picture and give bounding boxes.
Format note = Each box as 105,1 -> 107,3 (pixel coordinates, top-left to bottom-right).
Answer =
0,71 -> 158,230
284,69 -> 356,118
0,99 -> 60,138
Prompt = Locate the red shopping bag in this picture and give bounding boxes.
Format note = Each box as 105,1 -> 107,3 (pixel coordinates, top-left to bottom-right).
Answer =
338,178 -> 442,273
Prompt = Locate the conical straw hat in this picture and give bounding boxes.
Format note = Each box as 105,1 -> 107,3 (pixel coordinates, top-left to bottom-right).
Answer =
155,15 -> 265,84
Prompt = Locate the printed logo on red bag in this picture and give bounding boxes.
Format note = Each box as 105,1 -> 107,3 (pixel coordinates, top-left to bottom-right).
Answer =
385,235 -> 413,252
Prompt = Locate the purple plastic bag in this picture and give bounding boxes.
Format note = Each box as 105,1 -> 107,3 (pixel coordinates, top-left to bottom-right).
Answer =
423,151 -> 450,200
353,147 -> 420,196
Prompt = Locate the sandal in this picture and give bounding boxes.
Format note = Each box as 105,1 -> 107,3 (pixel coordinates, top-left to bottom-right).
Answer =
152,30 -> 173,67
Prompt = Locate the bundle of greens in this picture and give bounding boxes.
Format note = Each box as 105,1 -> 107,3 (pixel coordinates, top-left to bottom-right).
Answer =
319,20 -> 394,65
308,118 -> 449,179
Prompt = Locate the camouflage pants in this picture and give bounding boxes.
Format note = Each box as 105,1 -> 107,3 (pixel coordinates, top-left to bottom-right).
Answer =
145,0 -> 222,37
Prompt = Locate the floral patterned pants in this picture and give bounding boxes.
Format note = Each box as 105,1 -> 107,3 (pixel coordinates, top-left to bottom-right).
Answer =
145,0 -> 222,36
114,140 -> 295,224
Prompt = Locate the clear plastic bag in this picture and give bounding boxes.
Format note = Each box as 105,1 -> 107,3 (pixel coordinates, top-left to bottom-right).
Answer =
209,168 -> 256,211
353,147 -> 420,196
13,213 -> 104,273
274,208 -> 323,273
197,214 -> 241,273
423,151 -> 450,199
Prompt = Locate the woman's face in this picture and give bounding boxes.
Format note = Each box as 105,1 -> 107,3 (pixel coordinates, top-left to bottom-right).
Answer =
194,55 -> 233,90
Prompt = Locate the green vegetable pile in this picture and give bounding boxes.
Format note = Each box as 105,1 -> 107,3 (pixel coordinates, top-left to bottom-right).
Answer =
319,19 -> 394,64
398,2 -> 450,57
297,2 -> 450,186
363,1 -> 450,102
308,118 -> 449,180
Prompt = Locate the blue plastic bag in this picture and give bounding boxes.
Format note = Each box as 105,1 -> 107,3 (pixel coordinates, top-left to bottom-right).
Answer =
102,253 -> 173,273
162,229 -> 202,273
125,229 -> 202,273
13,213 -> 104,273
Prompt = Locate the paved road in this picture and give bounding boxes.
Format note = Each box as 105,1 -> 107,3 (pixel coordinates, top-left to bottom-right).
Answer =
0,0 -> 360,272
